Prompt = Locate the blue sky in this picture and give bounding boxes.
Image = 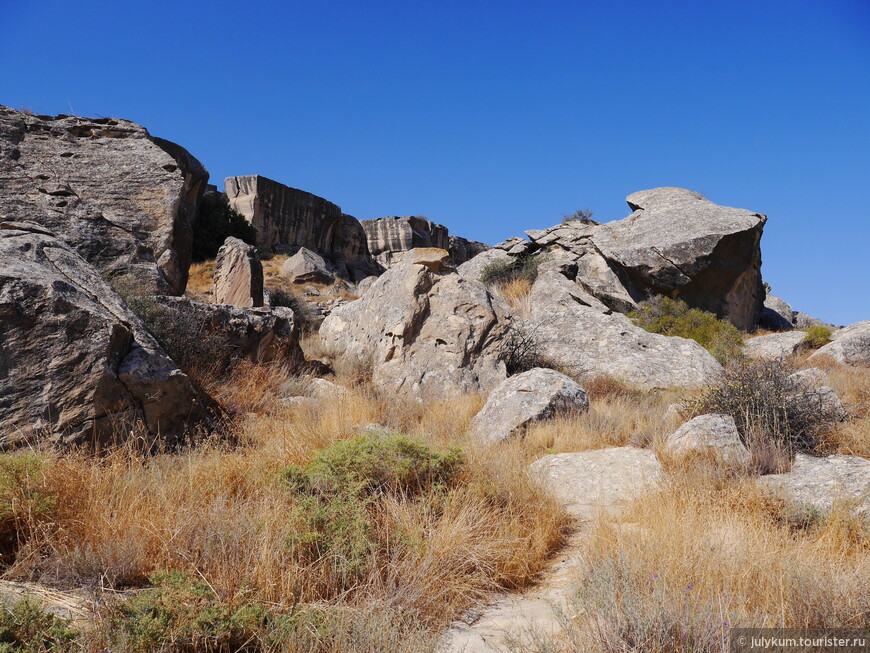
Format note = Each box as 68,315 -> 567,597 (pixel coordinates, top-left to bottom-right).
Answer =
2,0 -> 868,324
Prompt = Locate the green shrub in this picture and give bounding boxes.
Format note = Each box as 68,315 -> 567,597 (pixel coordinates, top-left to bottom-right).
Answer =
629,296 -> 743,364
191,192 -> 257,263
267,287 -> 317,334
802,325 -> 833,349
480,252 -> 548,287
686,359 -> 841,467
0,599 -> 78,652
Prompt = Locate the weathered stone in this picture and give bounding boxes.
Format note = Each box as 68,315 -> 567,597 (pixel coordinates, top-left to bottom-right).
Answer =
589,188 -> 766,330
361,216 -> 449,270
788,367 -> 828,388
319,249 -> 509,400
356,275 -> 378,296
793,311 -> 831,330
759,287 -> 794,331
809,321 -> 870,367
574,249 -> 638,313
811,386 -> 848,422
743,331 -> 807,360
470,368 -> 589,442
527,271 -> 722,389
529,447 -> 662,519
213,237 -> 263,307
282,247 -> 335,285
0,222 -> 204,446
662,414 -> 751,468
494,236 -> 533,254
148,296 -> 303,370
456,248 -> 512,281
0,106 -> 208,295
225,175 -> 376,281
447,235 -> 489,266
759,454 -> 870,514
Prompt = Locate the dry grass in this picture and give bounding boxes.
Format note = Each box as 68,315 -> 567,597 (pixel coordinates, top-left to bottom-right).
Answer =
491,278 -> 533,316
812,357 -> 870,457
184,260 -> 215,302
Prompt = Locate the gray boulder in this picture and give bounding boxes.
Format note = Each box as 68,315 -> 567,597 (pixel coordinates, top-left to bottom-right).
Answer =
0,106 -> 208,295
661,414 -> 751,468
282,247 -> 335,285
759,454 -> 870,515
213,237 -> 264,307
529,447 -> 662,519
743,331 -> 807,360
527,271 -> 722,389
470,368 -> 589,442
319,248 -> 510,400
759,286 -> 794,330
456,248 -> 512,281
809,321 -> 870,367
591,188 -> 766,330
447,235 -> 489,266
0,222 -> 205,446
793,311 -> 832,330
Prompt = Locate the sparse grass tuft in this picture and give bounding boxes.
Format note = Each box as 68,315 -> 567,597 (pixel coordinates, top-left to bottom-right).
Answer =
480,252 -> 548,287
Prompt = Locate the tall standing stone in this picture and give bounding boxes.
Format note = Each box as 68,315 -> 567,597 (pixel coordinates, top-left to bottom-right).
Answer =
213,237 -> 264,307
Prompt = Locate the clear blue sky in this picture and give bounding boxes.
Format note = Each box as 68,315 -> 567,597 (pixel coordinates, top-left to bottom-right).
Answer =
2,0 -> 868,324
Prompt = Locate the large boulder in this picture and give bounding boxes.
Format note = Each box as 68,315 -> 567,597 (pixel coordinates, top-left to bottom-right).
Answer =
529,447 -> 663,519
759,285 -> 794,331
743,331 -> 807,360
526,271 -> 722,389
282,247 -> 335,285
809,321 -> 870,367
456,248 -> 512,282
213,237 -> 264,307
146,296 -> 303,371
759,454 -> 870,515
661,414 -> 751,468
470,368 -> 589,442
361,216 -> 449,270
319,248 -> 510,400
0,106 -> 208,295
590,188 -> 766,330
0,222 -> 205,446
225,175 -> 376,281
448,235 -> 489,266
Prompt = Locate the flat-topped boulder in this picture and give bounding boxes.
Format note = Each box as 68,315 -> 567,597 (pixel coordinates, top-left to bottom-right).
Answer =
0,106 -> 209,295
744,331 -> 807,360
759,454 -> 870,514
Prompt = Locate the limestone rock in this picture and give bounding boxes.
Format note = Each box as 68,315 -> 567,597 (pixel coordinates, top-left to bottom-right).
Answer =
0,222 -> 204,446
529,447 -> 662,519
527,271 -> 722,389
470,368 -> 589,442
225,175 -> 376,281
809,321 -> 870,367
793,311 -> 831,330
788,367 -> 828,388
356,275 -> 378,296
213,237 -> 263,307
147,296 -> 303,370
361,216 -> 449,270
448,235 -> 489,266
319,248 -> 509,400
759,454 -> 870,514
590,188 -> 766,330
456,248 -> 512,281
0,106 -> 209,295
662,414 -> 751,468
282,247 -> 335,284
759,287 -> 794,331
743,331 -> 806,360
574,249 -> 638,313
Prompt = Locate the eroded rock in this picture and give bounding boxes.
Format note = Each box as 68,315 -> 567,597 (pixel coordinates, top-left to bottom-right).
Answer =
744,331 -> 807,360
213,237 -> 264,307
759,454 -> 870,514
661,414 -> 751,468
809,321 -> 870,367
282,247 -> 335,285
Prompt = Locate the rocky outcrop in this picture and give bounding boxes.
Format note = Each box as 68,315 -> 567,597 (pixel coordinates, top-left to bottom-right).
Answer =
744,331 -> 807,360
319,248 -> 510,400
456,248 -> 512,281
282,247 -> 335,284
661,414 -> 751,468
225,175 -> 376,281
448,235 -> 489,266
0,222 -> 205,447
759,454 -> 870,515
0,106 -> 208,295
526,271 -> 722,389
213,237 -> 264,307
470,368 -> 589,442
529,447 -> 662,519
759,284 -> 795,330
809,321 -> 870,367
147,296 -> 303,370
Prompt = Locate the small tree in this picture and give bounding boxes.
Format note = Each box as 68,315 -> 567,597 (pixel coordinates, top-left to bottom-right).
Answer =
562,208 -> 595,223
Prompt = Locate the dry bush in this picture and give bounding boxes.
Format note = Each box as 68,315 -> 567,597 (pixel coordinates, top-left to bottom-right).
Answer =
492,277 -> 533,317
583,375 -> 646,402
509,473 -> 869,652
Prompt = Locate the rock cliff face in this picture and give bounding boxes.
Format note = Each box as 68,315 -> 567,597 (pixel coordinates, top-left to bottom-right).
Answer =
0,221 -> 205,446
225,175 -> 376,281
361,215 -> 488,271
0,106 -> 208,295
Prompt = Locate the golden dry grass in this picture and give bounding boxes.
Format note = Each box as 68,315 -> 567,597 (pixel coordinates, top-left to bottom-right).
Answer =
185,260 -> 215,301
492,278 -> 533,316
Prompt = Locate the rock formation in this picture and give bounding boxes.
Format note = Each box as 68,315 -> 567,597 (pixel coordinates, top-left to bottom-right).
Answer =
743,331 -> 807,360
361,215 -> 488,271
0,222 -> 205,446
809,321 -> 870,367
759,284 -> 795,330
0,106 -> 208,295
282,247 -> 335,285
526,271 -> 722,389
662,414 -> 751,468
319,248 -> 510,400
213,237 -> 264,307
470,368 -> 589,442
225,175 -> 376,281
759,454 -> 870,515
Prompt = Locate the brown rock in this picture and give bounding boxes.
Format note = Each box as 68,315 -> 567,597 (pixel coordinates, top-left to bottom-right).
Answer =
213,237 -> 264,307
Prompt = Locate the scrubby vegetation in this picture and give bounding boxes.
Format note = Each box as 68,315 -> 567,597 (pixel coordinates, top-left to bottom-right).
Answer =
190,191 -> 257,263
629,296 -> 744,364
0,598 -> 78,652
803,325 -> 833,348
480,252 -> 548,287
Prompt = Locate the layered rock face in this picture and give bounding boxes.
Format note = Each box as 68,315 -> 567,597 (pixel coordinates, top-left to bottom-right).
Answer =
0,222 -> 205,447
213,237 -> 264,307
225,175 -> 375,281
0,106 -> 208,295
319,248 -> 510,400
361,215 -> 488,270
